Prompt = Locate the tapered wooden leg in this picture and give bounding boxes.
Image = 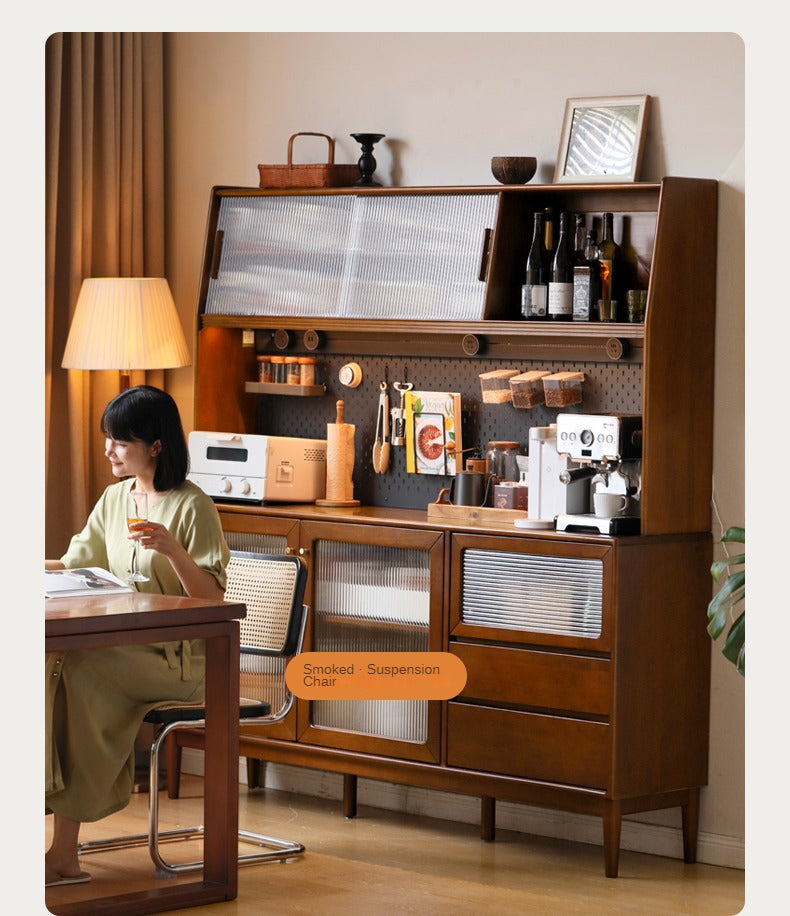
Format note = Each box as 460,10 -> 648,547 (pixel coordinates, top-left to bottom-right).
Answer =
246,757 -> 265,789
682,788 -> 701,863
343,774 -> 358,819
481,796 -> 496,842
603,801 -> 622,878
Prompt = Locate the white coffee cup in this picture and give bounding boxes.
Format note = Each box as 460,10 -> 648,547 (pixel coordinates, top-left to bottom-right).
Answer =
593,492 -> 628,517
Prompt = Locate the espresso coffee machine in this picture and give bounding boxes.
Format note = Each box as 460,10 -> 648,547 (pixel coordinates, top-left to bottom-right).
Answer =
553,413 -> 642,535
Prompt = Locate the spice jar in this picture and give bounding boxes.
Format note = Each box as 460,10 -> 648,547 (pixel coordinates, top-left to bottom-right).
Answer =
486,441 -> 520,483
298,356 -> 316,386
270,355 -> 286,384
257,355 -> 273,384
285,357 -> 300,385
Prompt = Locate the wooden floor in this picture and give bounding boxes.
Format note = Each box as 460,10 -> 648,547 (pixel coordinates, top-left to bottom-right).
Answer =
44,775 -> 744,915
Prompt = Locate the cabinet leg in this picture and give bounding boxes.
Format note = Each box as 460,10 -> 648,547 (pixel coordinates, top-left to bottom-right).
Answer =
681,788 -> 701,863
481,796 -> 496,842
246,757 -> 265,789
602,802 -> 622,878
343,774 -> 358,819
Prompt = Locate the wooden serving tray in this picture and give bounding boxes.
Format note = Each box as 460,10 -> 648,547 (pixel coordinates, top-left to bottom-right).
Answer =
427,491 -> 527,524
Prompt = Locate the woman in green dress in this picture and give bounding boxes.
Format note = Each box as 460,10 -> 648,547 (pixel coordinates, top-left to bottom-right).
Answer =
45,385 -> 230,888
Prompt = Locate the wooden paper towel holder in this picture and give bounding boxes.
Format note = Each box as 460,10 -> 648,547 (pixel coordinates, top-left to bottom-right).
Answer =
315,399 -> 361,507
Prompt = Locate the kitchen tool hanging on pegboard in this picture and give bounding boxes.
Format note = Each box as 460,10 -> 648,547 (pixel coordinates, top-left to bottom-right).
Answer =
255,353 -> 643,510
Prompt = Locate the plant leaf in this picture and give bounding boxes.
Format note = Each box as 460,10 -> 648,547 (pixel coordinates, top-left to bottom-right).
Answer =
711,550 -> 744,582
707,571 -> 745,619
721,611 -> 745,676
707,587 -> 745,640
709,525 -> 745,676
721,526 -> 745,544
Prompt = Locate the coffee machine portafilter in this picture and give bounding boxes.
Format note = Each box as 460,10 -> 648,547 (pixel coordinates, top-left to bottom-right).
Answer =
554,413 -> 642,535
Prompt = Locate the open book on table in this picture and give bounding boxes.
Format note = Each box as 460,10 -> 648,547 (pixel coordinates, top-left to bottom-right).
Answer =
45,567 -> 133,598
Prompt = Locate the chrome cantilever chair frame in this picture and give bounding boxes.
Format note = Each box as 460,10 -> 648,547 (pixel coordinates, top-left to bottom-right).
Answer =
77,551 -> 308,877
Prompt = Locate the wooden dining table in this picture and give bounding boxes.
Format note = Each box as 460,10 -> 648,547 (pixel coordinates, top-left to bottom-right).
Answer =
45,591 -> 246,915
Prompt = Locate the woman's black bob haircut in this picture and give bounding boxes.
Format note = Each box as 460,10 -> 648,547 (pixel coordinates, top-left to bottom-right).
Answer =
101,385 -> 189,492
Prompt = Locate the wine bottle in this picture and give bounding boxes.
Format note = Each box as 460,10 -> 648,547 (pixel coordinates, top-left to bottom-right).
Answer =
573,213 -> 586,262
572,229 -> 601,322
547,212 -> 573,321
542,207 -> 555,275
598,212 -> 620,302
585,227 -> 598,260
521,212 -> 547,320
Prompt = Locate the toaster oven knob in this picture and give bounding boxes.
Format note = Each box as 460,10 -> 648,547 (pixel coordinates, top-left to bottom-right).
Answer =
220,477 -> 232,494
240,479 -> 251,495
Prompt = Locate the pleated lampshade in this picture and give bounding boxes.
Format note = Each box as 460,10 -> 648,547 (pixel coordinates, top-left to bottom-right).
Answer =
62,278 -> 191,387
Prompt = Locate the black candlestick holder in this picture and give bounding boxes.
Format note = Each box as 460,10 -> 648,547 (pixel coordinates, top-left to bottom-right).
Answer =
351,133 -> 385,186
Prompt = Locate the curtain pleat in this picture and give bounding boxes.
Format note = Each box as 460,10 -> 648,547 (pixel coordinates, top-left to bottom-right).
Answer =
45,33 -> 166,557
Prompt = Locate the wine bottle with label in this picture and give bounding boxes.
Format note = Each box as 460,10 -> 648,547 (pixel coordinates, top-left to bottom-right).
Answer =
547,211 -> 573,321
521,211 -> 547,320
572,228 -> 601,321
598,212 -> 620,302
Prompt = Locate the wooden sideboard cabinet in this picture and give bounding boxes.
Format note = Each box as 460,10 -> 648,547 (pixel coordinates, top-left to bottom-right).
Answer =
183,178 -> 718,876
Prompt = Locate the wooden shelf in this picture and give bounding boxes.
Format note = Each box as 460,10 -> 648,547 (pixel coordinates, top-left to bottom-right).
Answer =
245,381 -> 326,397
208,317 -> 644,362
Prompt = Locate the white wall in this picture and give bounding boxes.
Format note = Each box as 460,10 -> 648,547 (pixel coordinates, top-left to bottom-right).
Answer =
165,32 -> 745,869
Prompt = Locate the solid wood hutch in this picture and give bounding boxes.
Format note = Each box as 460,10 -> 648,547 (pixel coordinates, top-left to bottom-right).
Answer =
181,177 -> 717,877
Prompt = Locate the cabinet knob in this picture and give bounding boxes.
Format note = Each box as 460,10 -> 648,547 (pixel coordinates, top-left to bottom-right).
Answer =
285,546 -> 308,556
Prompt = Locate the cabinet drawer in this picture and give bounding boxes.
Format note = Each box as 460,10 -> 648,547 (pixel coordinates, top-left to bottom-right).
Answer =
450,643 -> 610,716
450,534 -> 613,652
447,703 -> 609,788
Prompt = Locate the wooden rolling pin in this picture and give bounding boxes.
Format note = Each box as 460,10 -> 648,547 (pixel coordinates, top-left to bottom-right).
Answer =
316,400 -> 360,507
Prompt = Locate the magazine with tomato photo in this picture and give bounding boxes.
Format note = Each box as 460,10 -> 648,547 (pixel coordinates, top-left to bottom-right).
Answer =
404,391 -> 462,476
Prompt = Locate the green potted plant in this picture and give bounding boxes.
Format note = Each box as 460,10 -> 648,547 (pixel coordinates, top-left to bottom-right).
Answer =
707,526 -> 745,676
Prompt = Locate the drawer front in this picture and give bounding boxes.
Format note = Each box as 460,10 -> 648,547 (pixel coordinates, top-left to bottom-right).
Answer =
450,643 -> 610,716
450,534 -> 613,652
447,703 -> 610,788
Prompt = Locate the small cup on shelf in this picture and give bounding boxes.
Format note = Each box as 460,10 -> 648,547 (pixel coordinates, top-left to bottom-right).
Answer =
626,289 -> 647,323
597,299 -> 618,322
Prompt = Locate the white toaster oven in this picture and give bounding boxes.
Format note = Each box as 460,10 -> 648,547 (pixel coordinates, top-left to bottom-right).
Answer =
187,431 -> 327,504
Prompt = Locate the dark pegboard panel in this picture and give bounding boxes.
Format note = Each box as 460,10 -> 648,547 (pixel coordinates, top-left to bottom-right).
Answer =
255,354 -> 642,510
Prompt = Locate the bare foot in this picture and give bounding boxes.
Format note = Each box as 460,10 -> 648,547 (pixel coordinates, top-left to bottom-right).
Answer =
45,854 -> 85,882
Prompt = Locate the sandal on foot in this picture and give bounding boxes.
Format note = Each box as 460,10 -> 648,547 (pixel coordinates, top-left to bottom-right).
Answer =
45,864 -> 91,888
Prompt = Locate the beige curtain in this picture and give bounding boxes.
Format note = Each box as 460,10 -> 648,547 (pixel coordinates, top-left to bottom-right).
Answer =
45,33 -> 166,557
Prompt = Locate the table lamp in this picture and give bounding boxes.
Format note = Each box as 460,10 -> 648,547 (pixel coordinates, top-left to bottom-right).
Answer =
61,277 -> 191,390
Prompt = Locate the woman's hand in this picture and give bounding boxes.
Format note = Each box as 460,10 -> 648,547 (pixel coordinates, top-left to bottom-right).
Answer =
128,520 -> 224,600
128,519 -> 178,558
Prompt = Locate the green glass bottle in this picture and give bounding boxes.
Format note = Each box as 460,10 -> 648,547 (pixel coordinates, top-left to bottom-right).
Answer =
547,212 -> 573,321
598,212 -> 620,302
521,212 -> 547,320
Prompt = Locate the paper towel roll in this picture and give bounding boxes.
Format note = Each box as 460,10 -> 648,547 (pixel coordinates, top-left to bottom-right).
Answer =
316,400 -> 360,507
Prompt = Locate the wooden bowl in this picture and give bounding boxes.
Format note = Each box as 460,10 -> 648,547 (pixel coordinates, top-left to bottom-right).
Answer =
491,156 -> 537,185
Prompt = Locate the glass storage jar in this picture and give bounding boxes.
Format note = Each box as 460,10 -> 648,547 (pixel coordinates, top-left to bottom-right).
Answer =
486,441 -> 520,483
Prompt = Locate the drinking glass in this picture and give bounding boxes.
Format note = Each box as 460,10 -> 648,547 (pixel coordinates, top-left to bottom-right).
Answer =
126,490 -> 149,583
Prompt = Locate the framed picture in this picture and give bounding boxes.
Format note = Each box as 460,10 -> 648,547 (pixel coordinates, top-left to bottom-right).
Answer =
553,94 -> 651,184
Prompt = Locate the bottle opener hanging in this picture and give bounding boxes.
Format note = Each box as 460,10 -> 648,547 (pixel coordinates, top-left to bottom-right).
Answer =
390,381 -> 414,447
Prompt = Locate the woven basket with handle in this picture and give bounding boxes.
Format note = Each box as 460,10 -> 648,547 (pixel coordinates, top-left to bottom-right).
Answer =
258,132 -> 360,188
